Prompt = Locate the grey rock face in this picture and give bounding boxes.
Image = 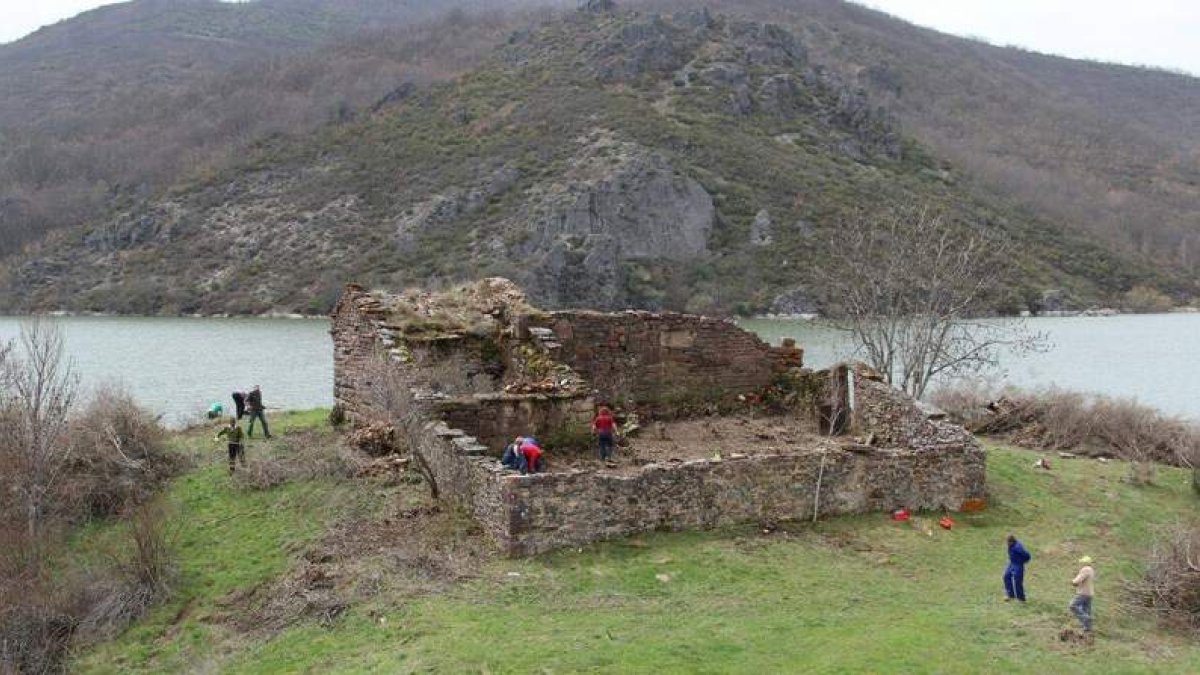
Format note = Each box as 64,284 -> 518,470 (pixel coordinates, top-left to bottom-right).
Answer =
771,287 -> 819,315
511,138 -> 714,308
750,209 -> 773,246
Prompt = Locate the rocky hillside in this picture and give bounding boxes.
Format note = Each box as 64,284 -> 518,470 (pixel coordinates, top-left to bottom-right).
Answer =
3,4 -> 1166,316
0,0 -> 562,253
1,0 -> 1196,315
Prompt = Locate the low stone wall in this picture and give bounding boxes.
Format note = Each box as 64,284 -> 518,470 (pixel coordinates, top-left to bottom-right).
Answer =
490,441 -> 985,555
397,407 -> 985,557
538,311 -> 798,404
436,392 -> 595,453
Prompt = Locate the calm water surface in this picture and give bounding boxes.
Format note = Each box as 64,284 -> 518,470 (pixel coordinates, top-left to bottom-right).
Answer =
741,313 -> 1200,420
3,313 -> 1197,426
0,316 -> 333,428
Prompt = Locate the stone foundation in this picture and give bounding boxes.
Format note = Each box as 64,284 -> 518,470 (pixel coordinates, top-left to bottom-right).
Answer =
331,280 -> 987,557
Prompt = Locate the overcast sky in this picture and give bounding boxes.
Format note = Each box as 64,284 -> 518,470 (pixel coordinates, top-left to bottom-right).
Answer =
1,0 -> 1197,75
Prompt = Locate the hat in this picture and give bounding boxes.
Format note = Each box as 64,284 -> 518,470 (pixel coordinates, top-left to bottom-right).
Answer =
1078,555 -> 1093,564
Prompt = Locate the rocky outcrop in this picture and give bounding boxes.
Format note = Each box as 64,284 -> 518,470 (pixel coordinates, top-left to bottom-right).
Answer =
510,136 -> 714,308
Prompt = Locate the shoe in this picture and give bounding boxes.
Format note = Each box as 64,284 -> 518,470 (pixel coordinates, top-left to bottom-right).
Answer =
1004,597 -> 1013,602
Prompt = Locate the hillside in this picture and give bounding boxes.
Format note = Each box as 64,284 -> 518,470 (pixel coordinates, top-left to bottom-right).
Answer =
66,411 -> 1200,672
0,0 -> 563,253
1,4 -> 1180,316
654,0 -> 1200,279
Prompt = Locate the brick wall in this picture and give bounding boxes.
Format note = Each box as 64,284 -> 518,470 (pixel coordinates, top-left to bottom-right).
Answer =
539,311 -> 799,404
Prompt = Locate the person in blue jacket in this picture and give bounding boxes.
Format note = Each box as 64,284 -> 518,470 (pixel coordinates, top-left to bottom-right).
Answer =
1004,534 -> 1032,602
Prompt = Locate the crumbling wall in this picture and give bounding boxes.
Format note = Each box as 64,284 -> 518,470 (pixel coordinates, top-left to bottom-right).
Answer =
539,311 -> 799,404
332,283 -> 986,559
331,284 -> 390,424
436,392 -> 594,453
851,365 -> 973,449
487,439 -> 984,556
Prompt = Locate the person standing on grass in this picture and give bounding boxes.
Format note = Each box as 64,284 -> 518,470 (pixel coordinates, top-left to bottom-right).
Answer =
1004,534 -> 1032,602
216,417 -> 246,474
245,385 -> 271,439
593,406 -> 617,463
1070,555 -> 1096,637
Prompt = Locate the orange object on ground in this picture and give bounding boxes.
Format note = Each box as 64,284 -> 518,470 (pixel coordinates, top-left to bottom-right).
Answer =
891,508 -> 911,522
939,516 -> 955,530
960,498 -> 987,512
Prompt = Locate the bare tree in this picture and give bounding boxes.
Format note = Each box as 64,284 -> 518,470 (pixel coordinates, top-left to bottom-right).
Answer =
817,206 -> 1044,399
0,320 -> 78,568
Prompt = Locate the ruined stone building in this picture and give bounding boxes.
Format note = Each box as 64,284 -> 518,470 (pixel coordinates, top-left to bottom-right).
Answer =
331,279 -> 985,556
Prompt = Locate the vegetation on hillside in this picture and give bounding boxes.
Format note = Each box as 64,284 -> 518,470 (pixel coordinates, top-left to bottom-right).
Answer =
3,3 -> 1187,317
0,0 -> 565,254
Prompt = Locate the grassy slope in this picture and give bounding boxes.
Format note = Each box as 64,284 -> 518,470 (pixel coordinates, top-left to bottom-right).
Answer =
76,412 -> 1200,673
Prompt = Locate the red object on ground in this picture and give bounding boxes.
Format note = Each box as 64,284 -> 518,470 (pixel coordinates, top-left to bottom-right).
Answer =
939,516 -> 955,530
891,508 -> 911,522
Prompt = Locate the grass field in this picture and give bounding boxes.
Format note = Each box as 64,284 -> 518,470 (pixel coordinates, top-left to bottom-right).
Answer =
72,411 -> 1200,673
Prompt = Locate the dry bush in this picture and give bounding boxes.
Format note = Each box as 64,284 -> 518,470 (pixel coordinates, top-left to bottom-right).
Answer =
119,498 -> 178,596
1129,523 -> 1200,633
233,433 -> 367,491
59,385 -> 179,520
932,382 -> 1200,468
0,500 -> 177,673
0,574 -> 82,675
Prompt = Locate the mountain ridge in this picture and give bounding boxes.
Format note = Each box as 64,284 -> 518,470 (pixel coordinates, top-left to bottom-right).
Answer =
1,0 -> 1196,314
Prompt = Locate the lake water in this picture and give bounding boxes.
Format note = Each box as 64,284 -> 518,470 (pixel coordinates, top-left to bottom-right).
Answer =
741,313 -> 1200,421
1,313 -> 1196,426
0,316 -> 333,428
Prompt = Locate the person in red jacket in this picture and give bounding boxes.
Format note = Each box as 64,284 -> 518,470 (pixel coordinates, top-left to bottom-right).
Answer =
593,406 -> 616,463
520,438 -> 543,475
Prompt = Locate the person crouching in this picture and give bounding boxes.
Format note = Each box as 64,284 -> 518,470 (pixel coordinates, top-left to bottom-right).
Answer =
520,437 -> 544,475
502,437 -> 527,472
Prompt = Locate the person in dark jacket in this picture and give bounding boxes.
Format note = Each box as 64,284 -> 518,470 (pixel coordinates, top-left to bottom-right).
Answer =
231,391 -> 246,420
216,417 -> 246,473
245,385 -> 271,439
1004,534 -> 1032,602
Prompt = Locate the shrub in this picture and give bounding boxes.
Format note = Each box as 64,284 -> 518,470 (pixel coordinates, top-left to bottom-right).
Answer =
60,384 -> 179,520
1123,284 -> 1176,313
931,382 -> 1200,468
1129,523 -> 1200,633
233,434 -> 366,491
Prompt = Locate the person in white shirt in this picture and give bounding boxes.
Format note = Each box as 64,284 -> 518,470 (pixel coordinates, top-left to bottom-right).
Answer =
1070,555 -> 1096,635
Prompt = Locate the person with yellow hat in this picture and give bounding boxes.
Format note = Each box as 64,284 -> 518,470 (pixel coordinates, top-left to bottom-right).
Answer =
1070,555 -> 1096,637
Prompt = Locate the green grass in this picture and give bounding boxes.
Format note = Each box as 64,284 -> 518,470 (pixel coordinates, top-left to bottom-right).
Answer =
74,422 -> 1200,673
72,410 -> 384,674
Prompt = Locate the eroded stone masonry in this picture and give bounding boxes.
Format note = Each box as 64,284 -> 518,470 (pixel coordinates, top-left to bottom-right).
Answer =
331,279 -> 985,556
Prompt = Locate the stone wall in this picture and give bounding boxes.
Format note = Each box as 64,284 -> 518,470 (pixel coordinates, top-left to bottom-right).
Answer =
330,284 -> 389,424
489,442 -> 983,555
850,364 -> 973,449
537,311 -> 800,404
332,283 -> 986,558
436,392 -> 595,453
